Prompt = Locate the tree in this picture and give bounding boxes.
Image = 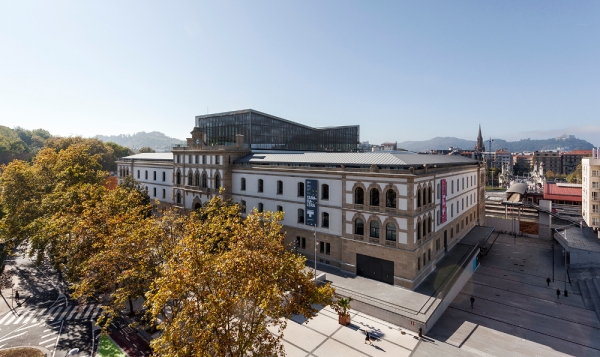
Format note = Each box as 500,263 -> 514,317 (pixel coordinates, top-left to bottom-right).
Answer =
44,136 -> 115,172
104,142 -> 134,172
146,196 -> 335,356
567,164 -> 582,184
137,147 -> 156,153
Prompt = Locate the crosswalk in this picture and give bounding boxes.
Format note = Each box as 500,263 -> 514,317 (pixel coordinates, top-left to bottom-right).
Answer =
0,303 -> 102,326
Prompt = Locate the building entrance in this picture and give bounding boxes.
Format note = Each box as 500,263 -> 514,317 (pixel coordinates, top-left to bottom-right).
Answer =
356,254 -> 394,284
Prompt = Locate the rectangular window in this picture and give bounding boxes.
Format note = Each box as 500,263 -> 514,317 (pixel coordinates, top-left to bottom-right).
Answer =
298,182 -> 304,197
153,171 -> 156,180
423,253 -> 426,266
216,156 -> 220,165
153,187 -> 156,197
436,239 -> 440,251
162,172 -> 166,181
418,257 -> 421,270
188,155 -> 192,163
301,237 -> 306,249
277,205 -> 283,212
322,184 -> 329,200
462,198 -> 464,210
195,155 -> 199,164
202,155 -> 207,164
258,179 -> 264,193
162,189 -> 165,199
296,236 -> 300,249
298,209 -> 304,224
137,170 -> 140,179
319,242 -> 324,254
240,200 -> 246,214
451,203 -> 454,217
593,182 -> 600,189
593,204 -> 599,214
322,212 -> 329,228
593,217 -> 600,226
241,178 -> 246,191
326,243 -> 330,255
177,155 -> 180,163
258,203 -> 264,213
462,178 -> 464,190
428,248 -> 431,261
277,180 -> 283,194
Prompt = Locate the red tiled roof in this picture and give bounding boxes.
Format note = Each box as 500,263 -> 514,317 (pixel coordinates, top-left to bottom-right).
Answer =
562,150 -> 592,156
543,182 -> 582,202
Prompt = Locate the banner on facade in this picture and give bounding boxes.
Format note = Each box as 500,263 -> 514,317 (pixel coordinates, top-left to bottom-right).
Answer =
441,179 -> 447,224
305,179 -> 318,227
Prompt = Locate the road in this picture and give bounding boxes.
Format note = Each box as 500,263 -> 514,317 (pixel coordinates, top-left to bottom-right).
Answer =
0,246 -> 101,356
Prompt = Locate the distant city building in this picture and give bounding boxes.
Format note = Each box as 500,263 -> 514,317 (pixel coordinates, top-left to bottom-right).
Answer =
561,150 -> 592,175
513,154 -> 533,176
532,151 -> 561,174
381,142 -> 398,151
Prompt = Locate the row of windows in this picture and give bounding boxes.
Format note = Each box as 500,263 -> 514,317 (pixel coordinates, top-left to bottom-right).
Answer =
135,170 -> 167,182
175,154 -> 221,165
238,201 -> 331,228
354,187 -> 396,208
354,219 -> 397,241
437,193 -> 475,224
146,187 -> 166,199
437,175 -> 476,199
241,179 -> 330,200
175,171 -> 221,189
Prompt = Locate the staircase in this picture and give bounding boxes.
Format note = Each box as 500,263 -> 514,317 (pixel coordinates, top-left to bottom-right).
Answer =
572,267 -> 600,322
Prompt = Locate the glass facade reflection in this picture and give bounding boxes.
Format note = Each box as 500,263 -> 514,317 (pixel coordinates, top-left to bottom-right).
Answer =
195,110 -> 359,152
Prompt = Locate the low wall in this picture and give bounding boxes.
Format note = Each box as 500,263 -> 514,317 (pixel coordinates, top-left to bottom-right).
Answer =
426,249 -> 479,333
486,217 -> 520,233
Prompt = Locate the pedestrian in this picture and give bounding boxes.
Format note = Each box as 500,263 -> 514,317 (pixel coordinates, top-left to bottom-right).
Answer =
364,330 -> 373,345
418,327 -> 423,339
470,296 -> 475,308
556,288 -> 560,299
546,277 -> 551,286
14,290 -> 19,302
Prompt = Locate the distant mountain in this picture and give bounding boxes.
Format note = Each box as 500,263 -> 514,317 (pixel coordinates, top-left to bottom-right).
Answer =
95,132 -> 185,152
397,136 -> 594,153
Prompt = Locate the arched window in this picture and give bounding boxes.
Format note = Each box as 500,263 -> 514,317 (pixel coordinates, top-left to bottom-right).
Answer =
429,186 -> 433,204
258,179 -> 264,192
195,172 -> 200,186
422,219 -> 427,237
386,223 -> 396,241
417,188 -> 422,207
176,192 -> 181,204
417,221 -> 422,240
428,216 -> 432,234
176,171 -> 181,185
322,212 -> 329,228
187,171 -> 193,186
277,205 -> 283,212
241,178 -> 246,191
355,187 -> 364,205
202,173 -> 207,188
370,188 -> 380,206
355,218 -> 364,235
276,180 -> 283,194
297,182 -> 304,197
386,189 -> 396,208
215,174 -> 221,189
370,221 -> 380,238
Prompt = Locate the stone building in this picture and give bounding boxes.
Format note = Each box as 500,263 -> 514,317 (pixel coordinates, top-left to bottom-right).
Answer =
116,110 -> 487,289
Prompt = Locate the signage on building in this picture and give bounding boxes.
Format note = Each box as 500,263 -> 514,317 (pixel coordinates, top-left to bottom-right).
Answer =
305,179 -> 318,226
441,179 -> 447,224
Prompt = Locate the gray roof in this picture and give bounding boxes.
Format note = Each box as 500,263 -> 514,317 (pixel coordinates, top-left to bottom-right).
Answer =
555,227 -> 600,253
506,183 -> 528,195
235,152 -> 478,167
121,153 -> 173,160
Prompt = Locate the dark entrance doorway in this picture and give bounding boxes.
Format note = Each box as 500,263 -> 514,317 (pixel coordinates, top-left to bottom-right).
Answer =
194,202 -> 202,210
356,254 -> 394,284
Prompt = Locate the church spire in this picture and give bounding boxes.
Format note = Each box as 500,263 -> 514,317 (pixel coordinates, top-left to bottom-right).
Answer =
474,124 -> 485,152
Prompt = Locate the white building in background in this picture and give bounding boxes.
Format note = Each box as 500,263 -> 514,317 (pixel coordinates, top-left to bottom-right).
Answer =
582,150 -> 600,232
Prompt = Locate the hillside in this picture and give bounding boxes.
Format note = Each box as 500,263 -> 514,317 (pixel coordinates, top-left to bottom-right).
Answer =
397,136 -> 594,153
95,132 -> 185,152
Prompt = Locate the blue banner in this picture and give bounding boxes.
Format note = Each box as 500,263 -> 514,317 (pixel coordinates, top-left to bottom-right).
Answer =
305,179 -> 318,226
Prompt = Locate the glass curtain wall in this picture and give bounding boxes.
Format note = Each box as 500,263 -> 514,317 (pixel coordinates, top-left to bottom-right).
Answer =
196,111 -> 358,152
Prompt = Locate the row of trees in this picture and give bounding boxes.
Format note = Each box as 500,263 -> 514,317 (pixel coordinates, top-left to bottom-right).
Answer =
0,138 -> 335,356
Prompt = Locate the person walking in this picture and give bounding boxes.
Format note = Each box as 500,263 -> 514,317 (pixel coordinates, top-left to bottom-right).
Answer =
14,290 -> 19,302
556,288 -> 560,299
546,277 -> 551,286
418,327 -> 423,339
364,330 -> 373,345
470,296 -> 475,308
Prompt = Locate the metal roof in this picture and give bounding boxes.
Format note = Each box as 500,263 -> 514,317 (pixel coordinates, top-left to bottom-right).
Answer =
506,183 -> 527,195
234,152 -> 478,166
121,153 -> 173,160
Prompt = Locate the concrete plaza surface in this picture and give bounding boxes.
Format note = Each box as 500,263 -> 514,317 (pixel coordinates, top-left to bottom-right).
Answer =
275,306 -> 420,357
412,233 -> 600,357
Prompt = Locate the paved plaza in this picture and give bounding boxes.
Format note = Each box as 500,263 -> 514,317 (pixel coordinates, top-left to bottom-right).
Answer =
277,305 -> 420,357
413,233 -> 600,357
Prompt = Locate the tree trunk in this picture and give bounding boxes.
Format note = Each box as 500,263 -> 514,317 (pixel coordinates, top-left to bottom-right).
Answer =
128,296 -> 135,317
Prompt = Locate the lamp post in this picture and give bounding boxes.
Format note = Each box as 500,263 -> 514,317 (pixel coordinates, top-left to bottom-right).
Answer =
551,243 -> 555,282
314,227 -> 317,278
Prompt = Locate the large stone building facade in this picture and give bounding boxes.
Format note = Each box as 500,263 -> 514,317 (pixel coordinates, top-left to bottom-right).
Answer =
116,111 -> 487,289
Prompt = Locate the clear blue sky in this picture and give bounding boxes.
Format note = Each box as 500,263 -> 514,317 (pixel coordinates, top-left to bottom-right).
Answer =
1,1 -> 599,146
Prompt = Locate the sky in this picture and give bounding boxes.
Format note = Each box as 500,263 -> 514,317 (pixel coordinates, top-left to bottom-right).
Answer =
1,1 -> 599,145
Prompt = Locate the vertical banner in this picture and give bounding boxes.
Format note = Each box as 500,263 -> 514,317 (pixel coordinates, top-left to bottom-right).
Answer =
441,179 -> 447,224
305,179 -> 318,226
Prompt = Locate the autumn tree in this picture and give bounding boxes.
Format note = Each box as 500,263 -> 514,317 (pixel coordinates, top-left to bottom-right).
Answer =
146,195 -> 335,357
567,163 -> 582,183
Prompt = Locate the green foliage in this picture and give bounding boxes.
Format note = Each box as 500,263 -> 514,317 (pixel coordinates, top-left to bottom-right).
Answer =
566,164 -> 582,183
137,147 -> 156,153
331,296 -> 352,317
